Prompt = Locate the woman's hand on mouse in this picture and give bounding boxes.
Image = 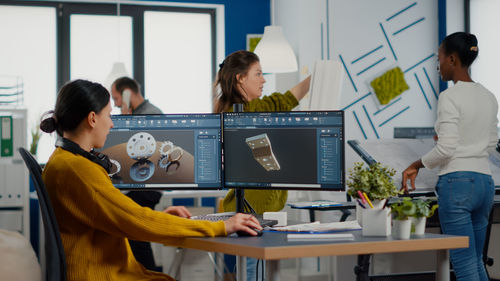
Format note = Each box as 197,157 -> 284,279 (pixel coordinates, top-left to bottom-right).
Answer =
224,213 -> 262,236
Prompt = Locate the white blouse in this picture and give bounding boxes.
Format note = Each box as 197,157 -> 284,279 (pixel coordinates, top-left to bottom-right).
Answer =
421,81 -> 498,175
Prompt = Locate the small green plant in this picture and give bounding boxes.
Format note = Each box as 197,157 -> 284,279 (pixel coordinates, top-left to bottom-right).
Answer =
347,162 -> 402,201
29,125 -> 42,156
390,197 -> 416,220
413,198 -> 438,218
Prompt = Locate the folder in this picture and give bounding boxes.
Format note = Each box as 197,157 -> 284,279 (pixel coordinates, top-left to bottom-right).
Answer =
1,116 -> 13,157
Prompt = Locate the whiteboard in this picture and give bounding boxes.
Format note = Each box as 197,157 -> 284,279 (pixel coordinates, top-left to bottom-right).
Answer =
350,138 -> 500,191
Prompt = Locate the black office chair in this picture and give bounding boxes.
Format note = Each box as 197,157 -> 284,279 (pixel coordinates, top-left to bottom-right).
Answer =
18,148 -> 67,281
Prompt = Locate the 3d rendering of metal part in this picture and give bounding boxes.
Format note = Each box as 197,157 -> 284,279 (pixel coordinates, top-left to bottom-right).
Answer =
130,160 -> 155,182
108,159 -> 121,178
245,133 -> 281,171
126,132 -> 157,160
165,161 -> 180,175
158,141 -> 184,169
159,141 -> 174,156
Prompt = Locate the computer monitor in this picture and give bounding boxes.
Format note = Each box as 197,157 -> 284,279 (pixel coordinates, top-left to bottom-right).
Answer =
100,114 -> 222,190
222,111 -> 344,190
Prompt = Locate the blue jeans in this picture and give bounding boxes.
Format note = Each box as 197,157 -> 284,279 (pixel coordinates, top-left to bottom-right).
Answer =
436,171 -> 494,281
247,257 -> 264,281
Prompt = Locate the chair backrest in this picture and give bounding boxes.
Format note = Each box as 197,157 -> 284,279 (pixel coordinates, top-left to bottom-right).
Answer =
18,148 -> 67,281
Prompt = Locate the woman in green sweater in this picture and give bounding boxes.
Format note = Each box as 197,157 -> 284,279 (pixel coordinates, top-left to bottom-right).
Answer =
213,50 -> 311,214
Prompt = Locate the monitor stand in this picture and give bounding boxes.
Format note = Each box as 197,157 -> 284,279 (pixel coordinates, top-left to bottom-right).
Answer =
233,103 -> 255,214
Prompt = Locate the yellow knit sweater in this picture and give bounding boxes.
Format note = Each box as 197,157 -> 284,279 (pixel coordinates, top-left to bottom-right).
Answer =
42,148 -> 226,281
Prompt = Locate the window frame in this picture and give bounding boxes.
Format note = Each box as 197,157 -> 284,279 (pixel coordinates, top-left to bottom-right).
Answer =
60,2 -> 217,95
0,1 -> 217,96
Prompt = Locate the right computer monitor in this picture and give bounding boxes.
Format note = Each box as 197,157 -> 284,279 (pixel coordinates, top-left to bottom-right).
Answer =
223,111 -> 344,190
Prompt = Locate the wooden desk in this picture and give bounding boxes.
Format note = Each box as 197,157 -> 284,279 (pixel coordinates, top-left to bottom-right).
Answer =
167,231 -> 467,281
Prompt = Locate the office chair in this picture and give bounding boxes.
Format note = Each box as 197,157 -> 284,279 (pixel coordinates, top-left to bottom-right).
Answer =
18,148 -> 67,281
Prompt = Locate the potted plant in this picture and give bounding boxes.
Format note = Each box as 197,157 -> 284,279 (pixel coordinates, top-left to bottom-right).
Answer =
390,197 -> 416,239
29,125 -> 41,157
411,199 -> 438,235
347,162 -> 402,208
347,162 -> 402,230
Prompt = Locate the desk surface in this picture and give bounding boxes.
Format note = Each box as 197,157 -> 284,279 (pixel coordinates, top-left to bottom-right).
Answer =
169,231 -> 467,260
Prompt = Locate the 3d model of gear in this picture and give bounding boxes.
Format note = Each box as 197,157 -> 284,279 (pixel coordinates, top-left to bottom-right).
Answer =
157,141 -> 184,169
245,133 -> 281,171
159,141 -> 174,156
108,159 -> 121,178
126,132 -> 157,160
130,160 -> 155,182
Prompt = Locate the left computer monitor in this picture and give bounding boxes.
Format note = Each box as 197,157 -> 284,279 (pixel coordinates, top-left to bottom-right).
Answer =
100,114 -> 222,190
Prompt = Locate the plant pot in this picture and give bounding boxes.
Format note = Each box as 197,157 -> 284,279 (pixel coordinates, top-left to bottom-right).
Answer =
356,199 -> 387,226
411,217 -> 426,235
393,219 -> 411,240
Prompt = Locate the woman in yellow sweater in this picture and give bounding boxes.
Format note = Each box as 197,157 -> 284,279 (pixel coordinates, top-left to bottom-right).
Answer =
213,50 -> 311,214
40,79 -> 261,281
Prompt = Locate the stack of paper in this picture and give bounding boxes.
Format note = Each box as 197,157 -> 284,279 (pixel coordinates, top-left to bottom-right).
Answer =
271,220 -> 361,233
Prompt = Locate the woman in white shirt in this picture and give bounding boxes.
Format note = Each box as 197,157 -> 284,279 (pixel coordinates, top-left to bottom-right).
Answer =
402,32 -> 498,281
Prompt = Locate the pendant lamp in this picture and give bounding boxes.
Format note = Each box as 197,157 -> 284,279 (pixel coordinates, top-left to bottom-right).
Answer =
254,26 -> 298,73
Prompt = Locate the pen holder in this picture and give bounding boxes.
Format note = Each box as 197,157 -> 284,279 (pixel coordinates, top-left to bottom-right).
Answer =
356,199 -> 386,226
361,207 -> 391,237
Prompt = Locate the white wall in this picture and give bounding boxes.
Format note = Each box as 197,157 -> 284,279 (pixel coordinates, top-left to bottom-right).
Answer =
275,0 -> 439,142
272,1 -> 461,279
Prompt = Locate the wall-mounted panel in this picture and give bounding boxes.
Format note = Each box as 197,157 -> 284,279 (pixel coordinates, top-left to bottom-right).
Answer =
333,0 -> 439,140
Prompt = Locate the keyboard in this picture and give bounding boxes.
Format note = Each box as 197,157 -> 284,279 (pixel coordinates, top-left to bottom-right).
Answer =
191,212 -> 278,227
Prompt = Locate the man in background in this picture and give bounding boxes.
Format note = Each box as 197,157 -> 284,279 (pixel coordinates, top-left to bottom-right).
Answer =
110,76 -> 162,271
111,76 -> 162,115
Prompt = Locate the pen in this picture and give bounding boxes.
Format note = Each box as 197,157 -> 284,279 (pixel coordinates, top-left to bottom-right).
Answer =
382,199 -> 389,209
357,191 -> 367,204
356,199 -> 366,209
362,192 -> 374,208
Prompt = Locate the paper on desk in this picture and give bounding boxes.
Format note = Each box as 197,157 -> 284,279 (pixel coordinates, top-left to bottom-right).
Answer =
270,220 -> 361,233
287,233 -> 355,241
288,200 -> 341,208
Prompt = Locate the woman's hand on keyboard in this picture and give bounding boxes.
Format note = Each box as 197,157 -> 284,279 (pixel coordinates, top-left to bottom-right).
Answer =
163,206 -> 192,218
224,213 -> 262,236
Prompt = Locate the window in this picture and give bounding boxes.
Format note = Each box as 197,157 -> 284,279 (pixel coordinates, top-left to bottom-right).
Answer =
61,3 -> 217,114
70,15 -> 133,85
0,5 -> 57,163
0,2 -> 219,161
70,14 -> 133,115
470,0 -> 500,120
144,11 -> 213,113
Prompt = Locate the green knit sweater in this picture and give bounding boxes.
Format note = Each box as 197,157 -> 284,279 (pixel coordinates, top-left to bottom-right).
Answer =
222,91 -> 299,214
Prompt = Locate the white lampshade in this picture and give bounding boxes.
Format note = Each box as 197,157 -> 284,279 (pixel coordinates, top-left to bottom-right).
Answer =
104,62 -> 129,90
254,26 -> 298,73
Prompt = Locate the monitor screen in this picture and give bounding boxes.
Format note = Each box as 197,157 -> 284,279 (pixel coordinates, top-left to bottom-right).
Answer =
223,111 -> 344,190
100,114 -> 222,190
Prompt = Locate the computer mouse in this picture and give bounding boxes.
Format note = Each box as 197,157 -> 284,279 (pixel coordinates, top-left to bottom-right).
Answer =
236,228 -> 263,237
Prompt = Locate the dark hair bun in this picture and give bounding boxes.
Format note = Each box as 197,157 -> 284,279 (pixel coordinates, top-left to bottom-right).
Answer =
40,112 -> 57,133
442,32 -> 479,67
